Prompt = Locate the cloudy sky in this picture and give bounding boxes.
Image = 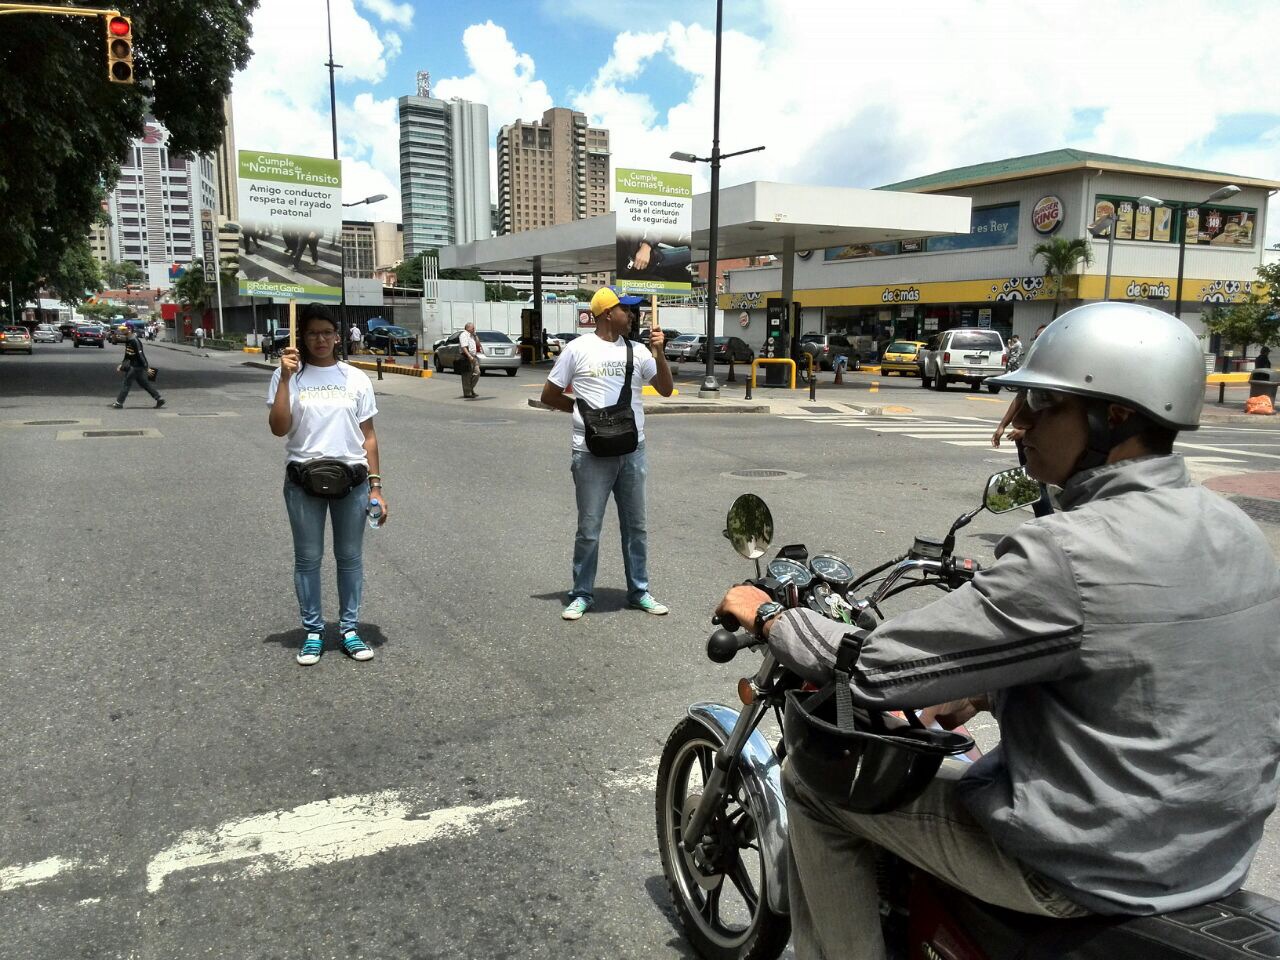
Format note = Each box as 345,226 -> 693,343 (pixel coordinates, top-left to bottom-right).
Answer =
233,0 -> 1280,245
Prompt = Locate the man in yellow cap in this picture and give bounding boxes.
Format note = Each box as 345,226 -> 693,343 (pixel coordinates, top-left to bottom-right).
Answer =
540,286 -> 675,621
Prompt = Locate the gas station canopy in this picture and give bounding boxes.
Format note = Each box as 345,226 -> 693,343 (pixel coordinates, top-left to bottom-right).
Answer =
438,180 -> 973,274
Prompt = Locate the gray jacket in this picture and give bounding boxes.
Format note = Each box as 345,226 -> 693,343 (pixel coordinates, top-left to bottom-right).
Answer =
770,454 -> 1280,914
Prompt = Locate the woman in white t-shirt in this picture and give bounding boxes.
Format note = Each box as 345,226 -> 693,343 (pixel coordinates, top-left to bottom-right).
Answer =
268,304 -> 387,665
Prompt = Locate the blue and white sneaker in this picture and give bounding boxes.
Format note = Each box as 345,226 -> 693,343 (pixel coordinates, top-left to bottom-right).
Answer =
561,597 -> 591,621
296,632 -> 323,666
630,593 -> 669,616
341,630 -> 374,661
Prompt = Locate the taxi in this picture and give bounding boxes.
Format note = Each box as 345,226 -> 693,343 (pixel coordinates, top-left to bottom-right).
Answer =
879,339 -> 927,376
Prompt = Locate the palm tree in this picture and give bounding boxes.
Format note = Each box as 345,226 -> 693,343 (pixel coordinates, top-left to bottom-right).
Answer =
1031,237 -> 1094,319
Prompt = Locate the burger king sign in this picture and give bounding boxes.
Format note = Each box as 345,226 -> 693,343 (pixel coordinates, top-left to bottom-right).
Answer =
1032,195 -> 1064,235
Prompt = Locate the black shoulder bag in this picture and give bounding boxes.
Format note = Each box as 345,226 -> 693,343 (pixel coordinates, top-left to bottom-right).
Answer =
575,339 -> 639,458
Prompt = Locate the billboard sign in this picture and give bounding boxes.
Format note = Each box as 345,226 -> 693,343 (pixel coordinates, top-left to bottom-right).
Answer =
614,168 -> 693,296
236,150 -> 343,302
200,209 -> 217,285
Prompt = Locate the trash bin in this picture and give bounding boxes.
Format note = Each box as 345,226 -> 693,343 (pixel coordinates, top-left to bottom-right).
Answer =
1249,368 -> 1280,401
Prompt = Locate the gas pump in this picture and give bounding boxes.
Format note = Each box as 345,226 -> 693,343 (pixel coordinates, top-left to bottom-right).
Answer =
520,308 -> 544,362
763,298 -> 787,385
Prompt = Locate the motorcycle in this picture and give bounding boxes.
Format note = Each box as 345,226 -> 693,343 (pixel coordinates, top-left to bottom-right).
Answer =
656,468 -> 1280,960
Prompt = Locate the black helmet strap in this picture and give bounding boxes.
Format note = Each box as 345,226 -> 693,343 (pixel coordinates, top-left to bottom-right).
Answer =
1077,400 -> 1149,473
832,632 -> 924,734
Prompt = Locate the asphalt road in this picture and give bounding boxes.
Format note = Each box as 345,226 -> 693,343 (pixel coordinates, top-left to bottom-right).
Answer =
3,341 -> 1280,960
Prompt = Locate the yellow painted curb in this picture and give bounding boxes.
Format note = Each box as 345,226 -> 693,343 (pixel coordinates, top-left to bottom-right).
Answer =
348,359 -> 432,379
243,346 -> 262,354
1206,372 -> 1252,383
643,385 -> 678,396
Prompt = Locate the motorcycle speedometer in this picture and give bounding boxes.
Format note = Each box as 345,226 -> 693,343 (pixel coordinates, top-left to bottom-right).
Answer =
766,558 -> 813,588
810,554 -> 854,588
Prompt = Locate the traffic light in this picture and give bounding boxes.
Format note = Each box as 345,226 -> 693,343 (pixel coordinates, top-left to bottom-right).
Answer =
105,15 -> 133,84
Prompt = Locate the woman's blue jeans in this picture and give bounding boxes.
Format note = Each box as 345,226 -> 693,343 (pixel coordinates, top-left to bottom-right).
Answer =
283,479 -> 368,633
570,443 -> 648,604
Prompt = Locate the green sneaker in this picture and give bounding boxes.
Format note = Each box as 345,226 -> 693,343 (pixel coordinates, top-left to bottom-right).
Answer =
296,632 -> 323,666
561,597 -> 591,621
341,630 -> 374,661
631,593 -> 669,616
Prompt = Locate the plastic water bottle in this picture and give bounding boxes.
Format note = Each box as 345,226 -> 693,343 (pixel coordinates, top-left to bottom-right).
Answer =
367,498 -> 384,529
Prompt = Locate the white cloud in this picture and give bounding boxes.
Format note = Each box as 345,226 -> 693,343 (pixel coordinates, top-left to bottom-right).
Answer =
232,0 -> 402,221
561,0 -> 1280,246
359,0 -> 413,28
434,21 -> 554,133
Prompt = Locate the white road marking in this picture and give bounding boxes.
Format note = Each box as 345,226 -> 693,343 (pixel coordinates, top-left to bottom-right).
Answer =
1177,441 -> 1280,461
145,793 -> 527,893
947,441 -> 1016,450
605,756 -> 661,792
0,856 -> 81,892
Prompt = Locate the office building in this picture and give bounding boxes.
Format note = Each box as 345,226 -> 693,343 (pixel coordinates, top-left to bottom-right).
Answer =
398,72 -> 491,256
342,220 -> 404,279
496,108 -> 610,235
104,118 -> 217,289
212,94 -> 238,223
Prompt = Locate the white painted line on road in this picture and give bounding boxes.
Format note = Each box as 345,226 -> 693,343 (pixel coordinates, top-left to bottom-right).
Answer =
145,793 -> 527,894
1177,442 -> 1280,461
605,756 -> 661,791
947,442 -> 1016,450
1184,456 -> 1245,464
0,856 -> 81,892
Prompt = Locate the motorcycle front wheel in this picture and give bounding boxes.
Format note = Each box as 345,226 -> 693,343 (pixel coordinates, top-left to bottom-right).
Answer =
656,717 -> 790,960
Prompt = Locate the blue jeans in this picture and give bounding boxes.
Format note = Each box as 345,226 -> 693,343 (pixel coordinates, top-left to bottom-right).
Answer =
283,479 -> 369,633
570,443 -> 649,604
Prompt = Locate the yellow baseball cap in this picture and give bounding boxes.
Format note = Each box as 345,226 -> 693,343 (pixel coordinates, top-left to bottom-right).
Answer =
590,285 -> 643,317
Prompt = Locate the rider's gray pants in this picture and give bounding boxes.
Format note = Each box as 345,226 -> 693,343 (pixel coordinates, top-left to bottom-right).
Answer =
783,759 -> 1089,960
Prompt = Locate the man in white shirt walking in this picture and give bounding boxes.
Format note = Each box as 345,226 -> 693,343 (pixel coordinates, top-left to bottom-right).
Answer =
348,322 -> 363,356
458,322 -> 483,399
540,286 -> 674,621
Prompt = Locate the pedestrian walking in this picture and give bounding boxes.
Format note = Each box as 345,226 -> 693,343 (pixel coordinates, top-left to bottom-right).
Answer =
1256,347 -> 1271,369
539,286 -> 675,621
267,303 -> 386,666
349,322 -> 363,356
111,327 -> 164,409
194,325 -> 206,347
458,321 -> 483,399
1006,334 -> 1024,371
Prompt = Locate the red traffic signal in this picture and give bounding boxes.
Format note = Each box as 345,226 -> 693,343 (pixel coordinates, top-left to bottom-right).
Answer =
105,15 -> 134,84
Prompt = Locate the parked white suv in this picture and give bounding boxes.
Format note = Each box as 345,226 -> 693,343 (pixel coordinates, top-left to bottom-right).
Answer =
918,328 -> 1007,392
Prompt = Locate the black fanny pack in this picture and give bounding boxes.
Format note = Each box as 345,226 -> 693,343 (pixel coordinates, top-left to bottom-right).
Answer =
287,458 -> 368,498
576,339 -> 639,458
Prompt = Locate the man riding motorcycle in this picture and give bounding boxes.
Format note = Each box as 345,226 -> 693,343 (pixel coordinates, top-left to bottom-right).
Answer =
718,302 -> 1280,960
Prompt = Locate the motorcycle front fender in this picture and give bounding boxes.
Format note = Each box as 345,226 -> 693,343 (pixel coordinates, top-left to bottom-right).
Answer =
686,702 -> 790,916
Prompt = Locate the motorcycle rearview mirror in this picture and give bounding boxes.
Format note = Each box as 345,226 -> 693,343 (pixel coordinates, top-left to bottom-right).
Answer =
725,494 -> 773,560
983,466 -> 1041,514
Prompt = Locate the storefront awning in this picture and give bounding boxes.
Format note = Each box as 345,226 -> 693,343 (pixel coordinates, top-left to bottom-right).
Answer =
439,181 -> 972,274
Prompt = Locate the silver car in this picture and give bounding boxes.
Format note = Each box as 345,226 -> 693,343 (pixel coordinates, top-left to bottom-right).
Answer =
33,323 -> 63,343
665,334 -> 705,362
433,330 -> 522,377
918,328 -> 1007,392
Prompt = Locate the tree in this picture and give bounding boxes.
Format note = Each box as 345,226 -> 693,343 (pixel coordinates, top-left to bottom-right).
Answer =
173,259 -> 236,317
485,283 -> 523,302
1030,237 -> 1094,319
104,260 -> 146,289
1202,291 -> 1277,356
44,239 -> 103,305
1257,261 -> 1280,320
0,1 -> 257,307
392,255 -> 425,290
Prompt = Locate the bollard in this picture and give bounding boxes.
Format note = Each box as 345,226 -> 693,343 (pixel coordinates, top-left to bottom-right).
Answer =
745,372 -> 752,401
833,355 -> 845,385
809,363 -> 817,402
376,358 -> 383,381
727,354 -> 736,382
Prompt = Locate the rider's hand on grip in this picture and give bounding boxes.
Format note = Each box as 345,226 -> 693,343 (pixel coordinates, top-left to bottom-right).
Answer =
712,612 -> 741,632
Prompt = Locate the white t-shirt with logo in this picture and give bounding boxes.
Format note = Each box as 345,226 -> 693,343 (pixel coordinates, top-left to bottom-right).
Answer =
266,361 -> 378,465
548,333 -> 657,451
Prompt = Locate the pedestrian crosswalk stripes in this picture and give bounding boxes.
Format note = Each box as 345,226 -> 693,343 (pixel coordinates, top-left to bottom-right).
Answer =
780,412 -> 1016,454
780,412 -> 1256,470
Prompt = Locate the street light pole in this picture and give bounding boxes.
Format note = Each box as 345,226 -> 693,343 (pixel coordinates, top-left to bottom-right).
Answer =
1087,214 -> 1117,301
700,0 -> 725,398
1139,185 -> 1240,319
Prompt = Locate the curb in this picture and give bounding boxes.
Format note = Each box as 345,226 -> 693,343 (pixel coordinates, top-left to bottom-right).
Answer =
348,359 -> 432,379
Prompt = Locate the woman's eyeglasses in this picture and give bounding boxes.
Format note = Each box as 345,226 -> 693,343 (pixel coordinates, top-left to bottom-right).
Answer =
303,331 -> 338,341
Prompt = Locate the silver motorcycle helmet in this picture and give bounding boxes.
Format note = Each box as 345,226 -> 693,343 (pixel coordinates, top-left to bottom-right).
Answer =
990,302 -> 1204,431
